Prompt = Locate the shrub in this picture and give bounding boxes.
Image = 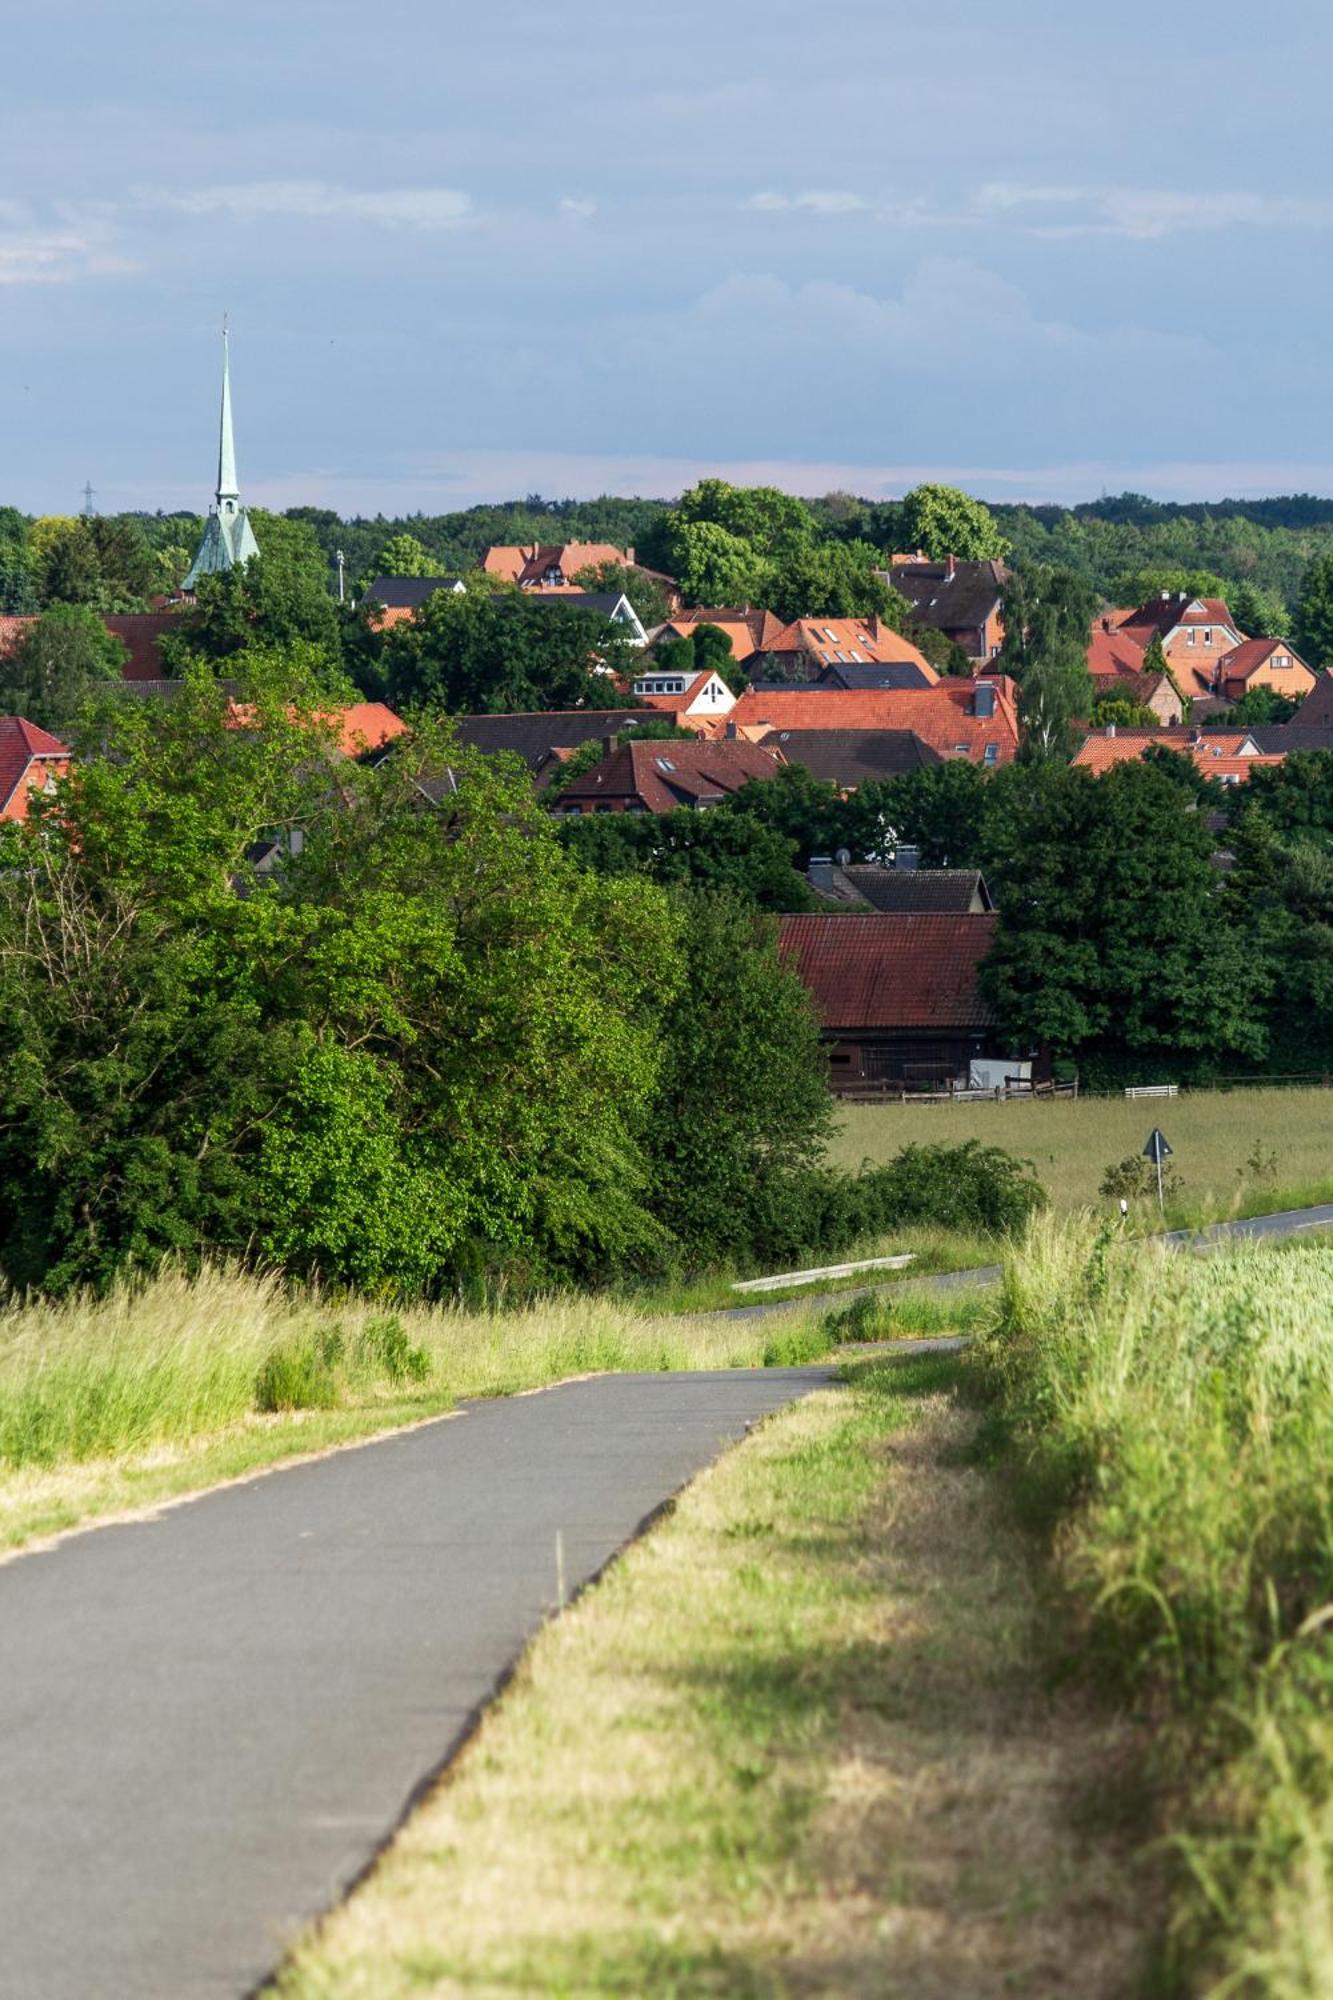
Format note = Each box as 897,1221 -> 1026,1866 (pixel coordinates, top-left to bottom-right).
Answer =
859,1140 -> 1046,1237
254,1328 -> 343,1412
1099,1154 -> 1184,1205
355,1315 -> 430,1384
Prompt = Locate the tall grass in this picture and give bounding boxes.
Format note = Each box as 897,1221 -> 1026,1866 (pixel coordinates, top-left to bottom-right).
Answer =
970,1215 -> 1333,1994
0,1262 -> 821,1480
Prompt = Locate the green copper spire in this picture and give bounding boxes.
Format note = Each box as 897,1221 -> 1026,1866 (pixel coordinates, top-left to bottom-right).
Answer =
183,323 -> 260,591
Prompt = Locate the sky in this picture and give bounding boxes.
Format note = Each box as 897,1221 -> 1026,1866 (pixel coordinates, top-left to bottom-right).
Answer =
5,0 -> 1333,517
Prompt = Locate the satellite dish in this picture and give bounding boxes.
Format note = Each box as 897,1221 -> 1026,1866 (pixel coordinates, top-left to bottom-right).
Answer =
835,848 -> 851,866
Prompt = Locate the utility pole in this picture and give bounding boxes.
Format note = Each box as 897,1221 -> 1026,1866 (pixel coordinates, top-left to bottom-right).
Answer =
335,548 -> 346,604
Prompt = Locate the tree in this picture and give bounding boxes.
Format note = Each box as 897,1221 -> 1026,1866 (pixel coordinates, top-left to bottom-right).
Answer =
1000,567 -> 1097,761
372,533 -> 434,578
665,519 -> 772,607
0,605 -> 127,730
0,663 -> 683,1293
165,512 -> 340,667
765,540 -> 902,623
382,584 -> 637,715
1294,553 -> 1333,669
898,485 -> 1008,562
1229,580 -> 1290,638
1242,751 -> 1333,848
1090,699 -> 1160,729
642,893 -> 831,1265
693,621 -> 747,694
560,807 -> 814,912
981,760 -> 1266,1077
1215,686 -> 1302,729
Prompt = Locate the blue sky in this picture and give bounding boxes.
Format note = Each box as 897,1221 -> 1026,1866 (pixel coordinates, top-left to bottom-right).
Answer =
5,0 -> 1333,515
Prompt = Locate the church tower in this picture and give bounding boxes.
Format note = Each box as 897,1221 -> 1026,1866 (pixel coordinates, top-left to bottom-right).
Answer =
183,326 -> 261,589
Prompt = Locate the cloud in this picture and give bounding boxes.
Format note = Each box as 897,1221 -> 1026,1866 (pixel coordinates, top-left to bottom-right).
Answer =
977,181 -> 1333,239
744,190 -> 868,214
559,197 -> 597,219
0,203 -> 138,284
135,181 -> 473,230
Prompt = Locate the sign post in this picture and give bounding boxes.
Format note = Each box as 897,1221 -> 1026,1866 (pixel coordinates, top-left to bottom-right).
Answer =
1143,1128 -> 1173,1214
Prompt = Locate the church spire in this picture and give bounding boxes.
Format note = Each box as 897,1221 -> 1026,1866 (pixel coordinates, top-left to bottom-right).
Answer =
217,322 -> 239,506
183,321 -> 260,592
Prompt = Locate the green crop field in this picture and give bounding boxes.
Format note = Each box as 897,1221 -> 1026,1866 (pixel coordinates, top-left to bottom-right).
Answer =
830,1085 -> 1333,1221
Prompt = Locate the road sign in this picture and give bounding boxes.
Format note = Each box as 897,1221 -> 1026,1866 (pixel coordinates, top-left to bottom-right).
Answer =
1143,1128 -> 1173,1211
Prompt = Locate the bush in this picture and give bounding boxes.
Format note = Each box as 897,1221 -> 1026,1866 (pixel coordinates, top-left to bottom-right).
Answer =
858,1140 -> 1046,1237
254,1329 -> 342,1412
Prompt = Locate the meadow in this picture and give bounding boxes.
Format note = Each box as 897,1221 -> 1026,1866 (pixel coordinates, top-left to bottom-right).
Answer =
830,1084 -> 1333,1223
971,1219 -> 1333,1995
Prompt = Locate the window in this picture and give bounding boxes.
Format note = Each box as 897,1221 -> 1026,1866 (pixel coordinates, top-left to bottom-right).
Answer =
1187,629 -> 1197,645
954,743 -> 969,754
984,743 -> 999,765
655,757 -> 676,772
850,649 -> 866,662
1202,628 -> 1213,645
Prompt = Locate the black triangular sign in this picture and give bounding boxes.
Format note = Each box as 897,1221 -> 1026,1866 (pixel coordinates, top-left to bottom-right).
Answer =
1143,1128 -> 1172,1162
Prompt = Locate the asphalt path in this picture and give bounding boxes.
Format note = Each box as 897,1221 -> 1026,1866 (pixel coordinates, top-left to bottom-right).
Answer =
0,1365 -> 850,2000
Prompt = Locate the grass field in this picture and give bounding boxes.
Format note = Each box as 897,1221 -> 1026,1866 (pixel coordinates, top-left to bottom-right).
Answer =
971,1219 -> 1333,1996
276,1345 -> 1155,1999
830,1084 -> 1333,1224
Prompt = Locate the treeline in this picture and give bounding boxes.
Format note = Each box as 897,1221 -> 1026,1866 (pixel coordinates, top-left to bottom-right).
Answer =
12,482 -> 1333,624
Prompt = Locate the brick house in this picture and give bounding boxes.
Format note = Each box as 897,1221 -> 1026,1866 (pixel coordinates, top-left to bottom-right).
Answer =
1115,592 -> 1246,693
884,554 -> 1008,664
1086,622 -> 1185,722
1071,726 -> 1283,785
0,717 -> 71,821
1213,637 -> 1317,704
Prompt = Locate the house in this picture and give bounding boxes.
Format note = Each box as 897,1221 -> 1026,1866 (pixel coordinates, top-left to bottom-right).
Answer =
361,576 -> 466,630
782,618 -> 936,677
777,912 -> 1029,1090
1086,620 -> 1185,721
754,728 -> 940,789
884,554 -> 1008,664
554,737 -> 784,814
1115,592 -> 1247,692
630,663 -> 737,722
1292,674 -> 1333,728
480,542 -> 678,604
655,608 -> 794,671
525,590 -> 649,647
1071,726 -> 1284,785
720,678 -> 1019,765
1212,637 -> 1316,704
807,859 -> 993,911
811,659 -> 938,691
0,610 -> 184,682
0,716 -> 71,821
652,610 -> 933,682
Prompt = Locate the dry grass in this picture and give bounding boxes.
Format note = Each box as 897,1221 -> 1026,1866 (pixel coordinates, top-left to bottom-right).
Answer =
830,1085 -> 1333,1222
275,1353 -> 1160,1998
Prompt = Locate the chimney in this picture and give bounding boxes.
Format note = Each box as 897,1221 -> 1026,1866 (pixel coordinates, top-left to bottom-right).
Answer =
808,855 -> 837,896
603,736 -> 616,759
1101,617 -> 1111,633
894,844 -> 920,871
1104,723 -> 1116,737
1161,589 -> 1170,602
946,553 -> 957,579
626,547 -> 636,565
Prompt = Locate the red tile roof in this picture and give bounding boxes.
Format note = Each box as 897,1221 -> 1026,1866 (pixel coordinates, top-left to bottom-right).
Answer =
481,543 -> 632,590
1071,728 -> 1279,779
0,716 -> 71,820
721,682 -> 1018,763
1214,637 -> 1315,688
558,738 -> 783,813
778,913 -> 998,1031
1087,625 -> 1149,678
225,701 -> 408,757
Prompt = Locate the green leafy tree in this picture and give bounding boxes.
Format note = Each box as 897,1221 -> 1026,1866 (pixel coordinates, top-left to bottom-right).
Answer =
372,533 -> 434,578
0,661 -> 682,1293
166,512 -> 340,667
1229,580 -> 1289,638
382,586 -> 636,714
1242,751 -> 1333,847
1089,699 -> 1160,729
560,808 -> 814,912
898,484 -> 1008,562
981,760 -> 1266,1076
1294,553 -> 1333,669
692,621 -> 747,694
0,605 -> 127,730
765,540 -> 903,623
1000,567 -> 1097,761
643,893 -> 831,1264
665,519 -> 772,607
1217,686 -> 1302,728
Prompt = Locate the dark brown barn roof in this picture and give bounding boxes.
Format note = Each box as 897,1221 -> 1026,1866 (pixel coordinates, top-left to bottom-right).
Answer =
887,558 -> 1007,635
453,709 -> 661,771
832,866 -> 993,913
778,913 -> 998,1031
756,728 -> 940,787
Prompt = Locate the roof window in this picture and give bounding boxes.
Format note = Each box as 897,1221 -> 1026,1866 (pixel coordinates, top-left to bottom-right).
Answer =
655,756 -> 676,772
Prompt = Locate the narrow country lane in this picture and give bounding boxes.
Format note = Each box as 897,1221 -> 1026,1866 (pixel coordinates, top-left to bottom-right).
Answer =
0,1367 -> 835,2000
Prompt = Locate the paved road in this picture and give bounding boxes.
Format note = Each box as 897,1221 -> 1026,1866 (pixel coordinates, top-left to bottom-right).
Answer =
0,1366 -> 841,2000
